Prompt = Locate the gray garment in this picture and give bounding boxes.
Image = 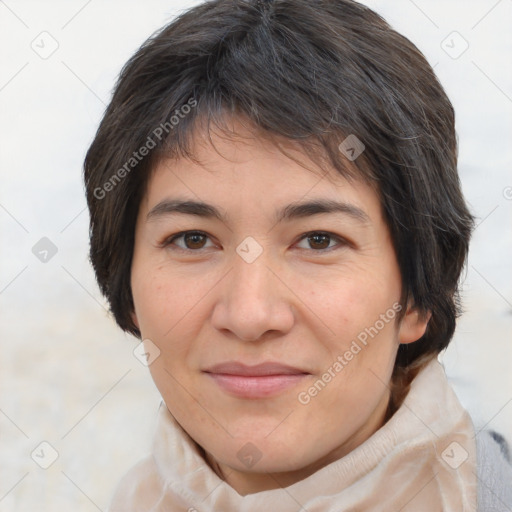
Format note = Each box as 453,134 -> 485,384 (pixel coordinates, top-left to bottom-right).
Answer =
477,430 -> 512,511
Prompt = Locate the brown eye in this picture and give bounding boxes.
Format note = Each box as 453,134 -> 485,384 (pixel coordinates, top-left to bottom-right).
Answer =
183,232 -> 207,249
164,231 -> 214,251
295,232 -> 346,252
308,233 -> 331,250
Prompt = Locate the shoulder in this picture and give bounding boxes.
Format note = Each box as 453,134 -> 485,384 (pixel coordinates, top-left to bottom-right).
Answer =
476,430 -> 512,510
107,455 -> 163,512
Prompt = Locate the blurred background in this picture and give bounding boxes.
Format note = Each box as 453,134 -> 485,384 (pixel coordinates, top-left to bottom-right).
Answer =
0,0 -> 511,510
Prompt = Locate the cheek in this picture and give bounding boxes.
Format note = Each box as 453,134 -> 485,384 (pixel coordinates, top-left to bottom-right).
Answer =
314,275 -> 378,329
132,266 -> 194,340
132,270 -> 163,331
315,276 -> 400,366
131,263 -> 217,376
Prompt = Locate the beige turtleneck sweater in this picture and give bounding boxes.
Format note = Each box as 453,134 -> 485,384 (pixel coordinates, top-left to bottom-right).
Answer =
109,360 -> 477,511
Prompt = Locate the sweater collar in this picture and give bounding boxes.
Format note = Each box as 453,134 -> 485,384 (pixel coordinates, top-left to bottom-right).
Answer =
152,359 -> 477,511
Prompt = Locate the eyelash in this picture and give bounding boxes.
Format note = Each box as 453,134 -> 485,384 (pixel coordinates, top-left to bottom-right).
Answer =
161,230 -> 349,254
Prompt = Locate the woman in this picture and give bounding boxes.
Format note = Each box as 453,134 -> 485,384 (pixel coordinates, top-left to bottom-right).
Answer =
84,0 -> 512,509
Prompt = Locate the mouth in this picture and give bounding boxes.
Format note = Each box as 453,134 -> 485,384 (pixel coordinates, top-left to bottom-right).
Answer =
202,361 -> 310,399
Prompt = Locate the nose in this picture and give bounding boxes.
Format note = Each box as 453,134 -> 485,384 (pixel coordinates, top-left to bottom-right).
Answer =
211,251 -> 295,342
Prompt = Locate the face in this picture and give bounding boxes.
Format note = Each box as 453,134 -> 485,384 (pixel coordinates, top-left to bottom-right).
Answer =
130,119 -> 428,495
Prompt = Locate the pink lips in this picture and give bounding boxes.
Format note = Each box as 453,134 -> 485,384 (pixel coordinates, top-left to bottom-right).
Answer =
203,362 -> 310,399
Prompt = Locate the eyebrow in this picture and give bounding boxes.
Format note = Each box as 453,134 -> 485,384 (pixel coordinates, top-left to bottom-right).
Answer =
146,198 -> 371,225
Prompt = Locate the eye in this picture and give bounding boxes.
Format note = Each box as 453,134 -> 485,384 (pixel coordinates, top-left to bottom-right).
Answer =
295,231 -> 346,251
163,231 -> 215,251
161,230 -> 348,253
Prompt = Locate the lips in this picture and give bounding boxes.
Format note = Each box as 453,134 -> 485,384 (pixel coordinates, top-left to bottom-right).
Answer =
203,361 -> 310,398
204,361 -> 309,376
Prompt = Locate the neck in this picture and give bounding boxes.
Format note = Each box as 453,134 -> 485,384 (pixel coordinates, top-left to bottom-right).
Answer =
203,389 -> 391,496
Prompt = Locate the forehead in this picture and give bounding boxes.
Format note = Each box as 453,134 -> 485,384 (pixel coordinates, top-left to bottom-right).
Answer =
141,117 -> 382,223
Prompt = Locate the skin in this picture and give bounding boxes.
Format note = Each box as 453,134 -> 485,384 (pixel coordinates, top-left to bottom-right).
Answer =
130,118 -> 429,496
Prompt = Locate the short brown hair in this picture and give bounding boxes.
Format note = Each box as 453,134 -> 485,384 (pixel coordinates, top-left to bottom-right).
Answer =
84,0 -> 473,372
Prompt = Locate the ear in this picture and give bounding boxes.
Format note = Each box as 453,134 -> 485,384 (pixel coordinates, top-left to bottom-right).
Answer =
398,304 -> 431,345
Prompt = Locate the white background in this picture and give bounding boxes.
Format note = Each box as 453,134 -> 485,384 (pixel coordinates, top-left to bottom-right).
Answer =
0,0 -> 511,510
